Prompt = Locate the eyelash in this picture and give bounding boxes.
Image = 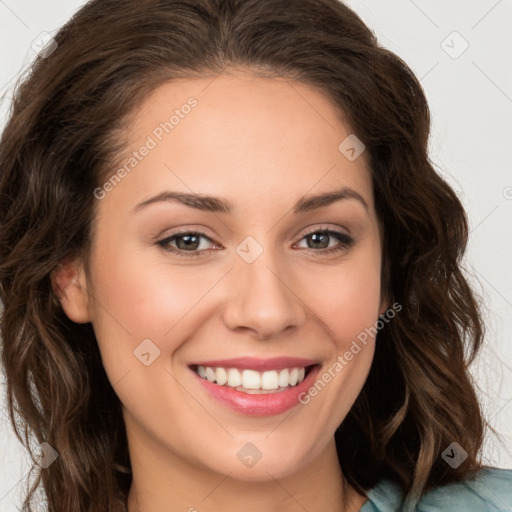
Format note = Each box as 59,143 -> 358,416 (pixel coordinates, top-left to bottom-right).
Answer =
156,227 -> 354,258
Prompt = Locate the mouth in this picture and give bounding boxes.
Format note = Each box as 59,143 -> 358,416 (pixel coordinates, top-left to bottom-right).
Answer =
187,357 -> 321,416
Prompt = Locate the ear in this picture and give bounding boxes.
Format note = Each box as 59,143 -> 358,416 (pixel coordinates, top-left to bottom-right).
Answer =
50,256 -> 91,323
378,294 -> 390,317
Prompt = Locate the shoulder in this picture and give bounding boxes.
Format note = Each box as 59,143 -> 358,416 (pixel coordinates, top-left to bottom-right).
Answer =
361,467 -> 512,512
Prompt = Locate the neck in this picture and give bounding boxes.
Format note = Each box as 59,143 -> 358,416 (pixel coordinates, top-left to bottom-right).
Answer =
126,428 -> 367,512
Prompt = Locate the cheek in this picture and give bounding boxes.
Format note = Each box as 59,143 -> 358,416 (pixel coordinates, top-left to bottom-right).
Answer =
303,255 -> 382,345
86,243 -> 239,388
90,241 -> 209,329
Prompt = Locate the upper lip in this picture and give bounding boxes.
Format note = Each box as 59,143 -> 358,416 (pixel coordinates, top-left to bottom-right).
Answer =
188,357 -> 318,371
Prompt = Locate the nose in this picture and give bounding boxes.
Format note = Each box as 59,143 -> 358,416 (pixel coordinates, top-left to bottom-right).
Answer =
221,245 -> 307,340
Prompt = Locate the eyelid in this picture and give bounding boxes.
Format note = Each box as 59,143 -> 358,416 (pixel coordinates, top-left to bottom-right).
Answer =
299,224 -> 351,238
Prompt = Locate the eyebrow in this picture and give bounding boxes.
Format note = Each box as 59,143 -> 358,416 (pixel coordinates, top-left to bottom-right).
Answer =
132,186 -> 368,215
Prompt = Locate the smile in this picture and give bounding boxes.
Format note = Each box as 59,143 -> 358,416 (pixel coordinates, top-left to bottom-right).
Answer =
194,365 -> 308,393
188,357 -> 321,416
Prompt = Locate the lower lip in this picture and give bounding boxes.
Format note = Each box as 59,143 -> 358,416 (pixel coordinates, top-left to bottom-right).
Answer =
192,365 -> 321,416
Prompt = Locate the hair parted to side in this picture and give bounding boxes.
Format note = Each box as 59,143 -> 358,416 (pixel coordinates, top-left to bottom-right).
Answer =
0,0 -> 486,510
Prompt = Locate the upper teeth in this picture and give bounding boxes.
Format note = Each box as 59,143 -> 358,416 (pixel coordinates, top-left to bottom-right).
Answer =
196,366 -> 306,391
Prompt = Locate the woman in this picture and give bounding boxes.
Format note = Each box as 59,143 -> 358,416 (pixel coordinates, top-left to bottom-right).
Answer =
0,0 -> 510,511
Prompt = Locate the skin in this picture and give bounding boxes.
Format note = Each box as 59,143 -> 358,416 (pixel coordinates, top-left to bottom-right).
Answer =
54,68 -> 387,512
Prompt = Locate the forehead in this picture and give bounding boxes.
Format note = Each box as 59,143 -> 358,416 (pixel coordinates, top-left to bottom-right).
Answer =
127,70 -> 352,157
101,71 -> 373,216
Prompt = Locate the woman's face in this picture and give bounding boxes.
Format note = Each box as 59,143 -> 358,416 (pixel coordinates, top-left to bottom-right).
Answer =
64,70 -> 386,481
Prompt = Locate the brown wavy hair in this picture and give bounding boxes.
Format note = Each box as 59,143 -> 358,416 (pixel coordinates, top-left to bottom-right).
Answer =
0,0 -> 486,510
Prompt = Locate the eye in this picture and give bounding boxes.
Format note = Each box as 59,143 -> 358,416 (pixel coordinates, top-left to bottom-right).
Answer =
156,231 -> 218,257
294,228 -> 354,255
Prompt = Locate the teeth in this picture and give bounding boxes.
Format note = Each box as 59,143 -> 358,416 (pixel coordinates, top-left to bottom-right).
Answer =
242,369 -> 261,390
261,370 -> 279,390
289,368 -> 299,386
215,367 -> 228,386
227,368 -> 242,387
205,367 -> 216,382
195,365 -> 308,391
278,369 -> 289,388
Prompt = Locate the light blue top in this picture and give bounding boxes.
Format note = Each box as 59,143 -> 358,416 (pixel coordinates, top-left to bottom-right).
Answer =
360,468 -> 512,511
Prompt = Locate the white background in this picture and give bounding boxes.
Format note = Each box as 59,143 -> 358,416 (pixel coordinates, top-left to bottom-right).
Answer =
1,0 -> 511,510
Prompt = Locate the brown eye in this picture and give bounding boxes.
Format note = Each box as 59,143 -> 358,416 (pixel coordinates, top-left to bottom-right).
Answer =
295,229 -> 354,255
157,231 -> 217,257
